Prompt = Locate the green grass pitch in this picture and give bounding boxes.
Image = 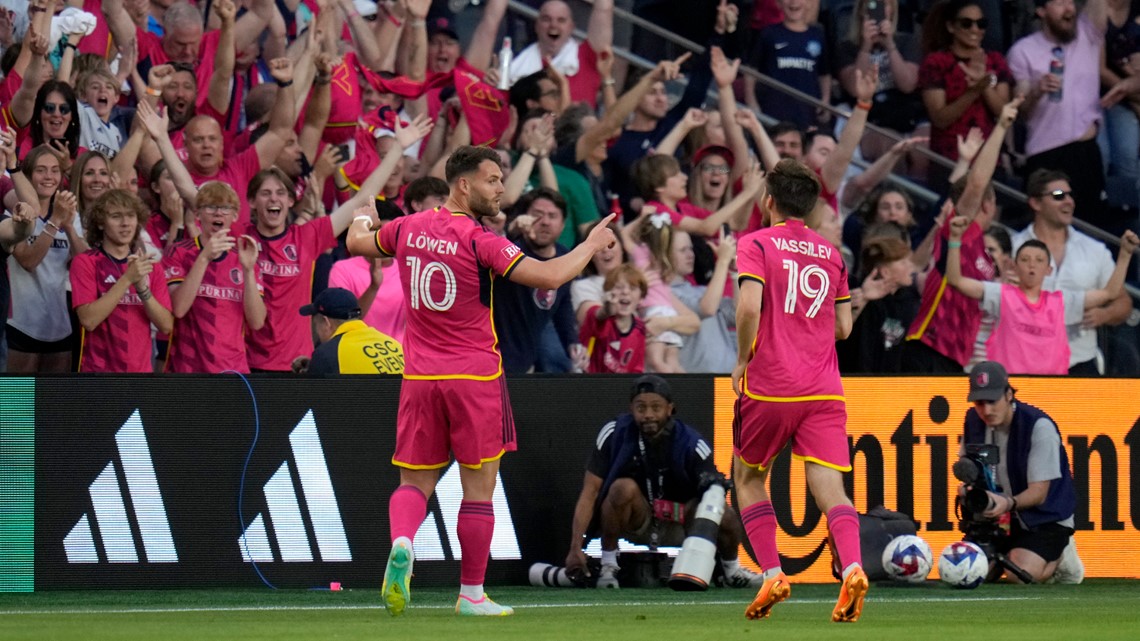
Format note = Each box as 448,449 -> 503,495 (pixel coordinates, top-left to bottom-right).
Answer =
1,581 -> 1138,640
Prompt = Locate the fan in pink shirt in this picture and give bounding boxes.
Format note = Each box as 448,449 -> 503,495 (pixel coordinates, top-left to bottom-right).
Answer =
161,181 -> 266,373
101,0 -> 274,110
141,59 -> 300,228
71,190 -> 174,373
243,115 -> 433,371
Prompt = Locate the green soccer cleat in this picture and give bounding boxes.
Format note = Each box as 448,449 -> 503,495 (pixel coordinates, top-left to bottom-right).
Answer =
455,594 -> 515,617
381,541 -> 413,616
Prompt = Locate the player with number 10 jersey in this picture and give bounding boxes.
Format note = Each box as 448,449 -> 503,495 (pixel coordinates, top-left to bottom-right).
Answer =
376,209 -> 523,381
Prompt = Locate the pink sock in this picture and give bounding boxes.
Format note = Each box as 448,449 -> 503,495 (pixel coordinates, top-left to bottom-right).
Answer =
457,501 -> 495,586
740,501 -> 781,573
827,505 -> 862,570
388,485 -> 428,543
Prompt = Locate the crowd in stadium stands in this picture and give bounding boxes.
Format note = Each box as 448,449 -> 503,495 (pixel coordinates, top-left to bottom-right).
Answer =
1,0 -> 1138,376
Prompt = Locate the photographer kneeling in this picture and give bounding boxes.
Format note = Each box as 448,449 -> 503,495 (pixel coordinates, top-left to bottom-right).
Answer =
959,361 -> 1083,584
565,376 -> 761,589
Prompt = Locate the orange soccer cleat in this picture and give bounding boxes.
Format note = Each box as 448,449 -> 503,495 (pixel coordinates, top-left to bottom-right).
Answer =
744,571 -> 790,620
831,566 -> 869,623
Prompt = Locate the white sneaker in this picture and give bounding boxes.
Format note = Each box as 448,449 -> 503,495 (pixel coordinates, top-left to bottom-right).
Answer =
455,594 -> 514,616
597,563 -> 620,589
1049,537 -> 1084,584
722,564 -> 765,588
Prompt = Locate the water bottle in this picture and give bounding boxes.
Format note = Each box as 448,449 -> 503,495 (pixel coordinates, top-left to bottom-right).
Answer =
497,37 -> 512,91
1049,47 -> 1064,103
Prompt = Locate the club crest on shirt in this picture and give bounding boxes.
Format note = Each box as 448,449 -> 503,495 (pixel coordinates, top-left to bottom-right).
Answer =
230,268 -> 244,285
283,244 -> 298,262
533,288 -> 556,310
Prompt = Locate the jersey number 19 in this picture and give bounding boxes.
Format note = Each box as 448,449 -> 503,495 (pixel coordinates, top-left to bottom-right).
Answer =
782,258 -> 829,319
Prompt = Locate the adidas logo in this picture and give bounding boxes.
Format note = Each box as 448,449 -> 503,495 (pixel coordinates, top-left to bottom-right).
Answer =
239,411 -> 352,563
103,275 -> 117,284
412,462 -> 521,561
63,410 -> 178,563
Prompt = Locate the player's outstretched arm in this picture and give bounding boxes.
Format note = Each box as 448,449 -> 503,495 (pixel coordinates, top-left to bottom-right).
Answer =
1085,230 -> 1140,308
510,214 -> 619,290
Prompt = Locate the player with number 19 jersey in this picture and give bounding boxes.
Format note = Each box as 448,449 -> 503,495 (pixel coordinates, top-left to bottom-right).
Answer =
375,207 -> 525,379
736,219 -> 850,400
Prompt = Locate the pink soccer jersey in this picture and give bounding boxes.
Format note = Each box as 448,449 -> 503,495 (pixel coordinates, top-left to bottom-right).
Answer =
376,207 -> 525,379
580,306 -> 646,374
736,219 -> 850,400
162,238 -> 264,373
70,249 -> 172,373
244,217 -> 337,371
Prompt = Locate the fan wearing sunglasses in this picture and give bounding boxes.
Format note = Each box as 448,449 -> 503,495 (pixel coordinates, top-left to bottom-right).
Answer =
918,0 -> 1013,167
26,81 -> 83,176
1010,169 -> 1137,375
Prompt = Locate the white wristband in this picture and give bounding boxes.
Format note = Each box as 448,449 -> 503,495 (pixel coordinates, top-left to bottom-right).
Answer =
353,215 -> 373,228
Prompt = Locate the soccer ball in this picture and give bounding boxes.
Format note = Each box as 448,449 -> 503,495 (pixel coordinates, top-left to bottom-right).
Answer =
938,541 -> 988,589
880,534 -> 933,583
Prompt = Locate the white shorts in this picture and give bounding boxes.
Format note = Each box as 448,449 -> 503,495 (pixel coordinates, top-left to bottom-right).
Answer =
643,304 -> 683,347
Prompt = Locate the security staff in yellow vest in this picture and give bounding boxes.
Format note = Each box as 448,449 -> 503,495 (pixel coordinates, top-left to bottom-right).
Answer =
299,288 -> 404,375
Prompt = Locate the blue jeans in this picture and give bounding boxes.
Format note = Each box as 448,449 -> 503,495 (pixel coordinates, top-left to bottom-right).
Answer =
535,321 -> 572,373
1098,105 -> 1140,210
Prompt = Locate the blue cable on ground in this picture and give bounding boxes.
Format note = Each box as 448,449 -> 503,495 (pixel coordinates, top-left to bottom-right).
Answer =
226,370 -> 278,590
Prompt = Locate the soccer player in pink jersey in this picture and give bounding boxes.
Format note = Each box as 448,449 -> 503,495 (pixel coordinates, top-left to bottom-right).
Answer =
242,115 -> 433,371
730,159 -> 868,623
162,181 -> 266,373
346,146 -> 617,617
71,190 -> 174,373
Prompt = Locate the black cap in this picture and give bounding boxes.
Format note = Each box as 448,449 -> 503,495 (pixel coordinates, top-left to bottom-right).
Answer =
427,16 -> 460,42
968,361 -> 1009,402
300,288 -> 362,320
631,375 -> 672,403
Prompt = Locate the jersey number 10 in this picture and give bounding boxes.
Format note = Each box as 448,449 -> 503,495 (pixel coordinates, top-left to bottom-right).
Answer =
781,259 -> 830,319
406,256 -> 457,311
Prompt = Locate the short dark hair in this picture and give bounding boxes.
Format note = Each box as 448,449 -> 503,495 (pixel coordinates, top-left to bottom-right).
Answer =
513,186 -> 567,220
985,226 -> 1012,256
445,146 -> 503,184
1025,168 -> 1071,199
766,159 -> 821,219
509,70 -> 547,115
1015,238 -> 1051,263
769,121 -> 805,147
404,176 -> 450,213
631,154 -> 680,201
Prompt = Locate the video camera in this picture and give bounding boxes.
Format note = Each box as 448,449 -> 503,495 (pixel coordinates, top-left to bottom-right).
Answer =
952,443 -> 1002,522
952,443 -> 1034,583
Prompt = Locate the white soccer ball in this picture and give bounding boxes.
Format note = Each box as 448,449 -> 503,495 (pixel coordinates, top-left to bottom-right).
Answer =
938,541 -> 988,589
880,534 -> 933,583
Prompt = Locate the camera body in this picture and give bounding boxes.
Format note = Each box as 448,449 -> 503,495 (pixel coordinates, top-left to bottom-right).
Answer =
953,443 -> 1001,522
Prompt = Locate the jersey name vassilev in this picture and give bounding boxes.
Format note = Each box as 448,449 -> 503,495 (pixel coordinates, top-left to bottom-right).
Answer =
772,237 -> 832,260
